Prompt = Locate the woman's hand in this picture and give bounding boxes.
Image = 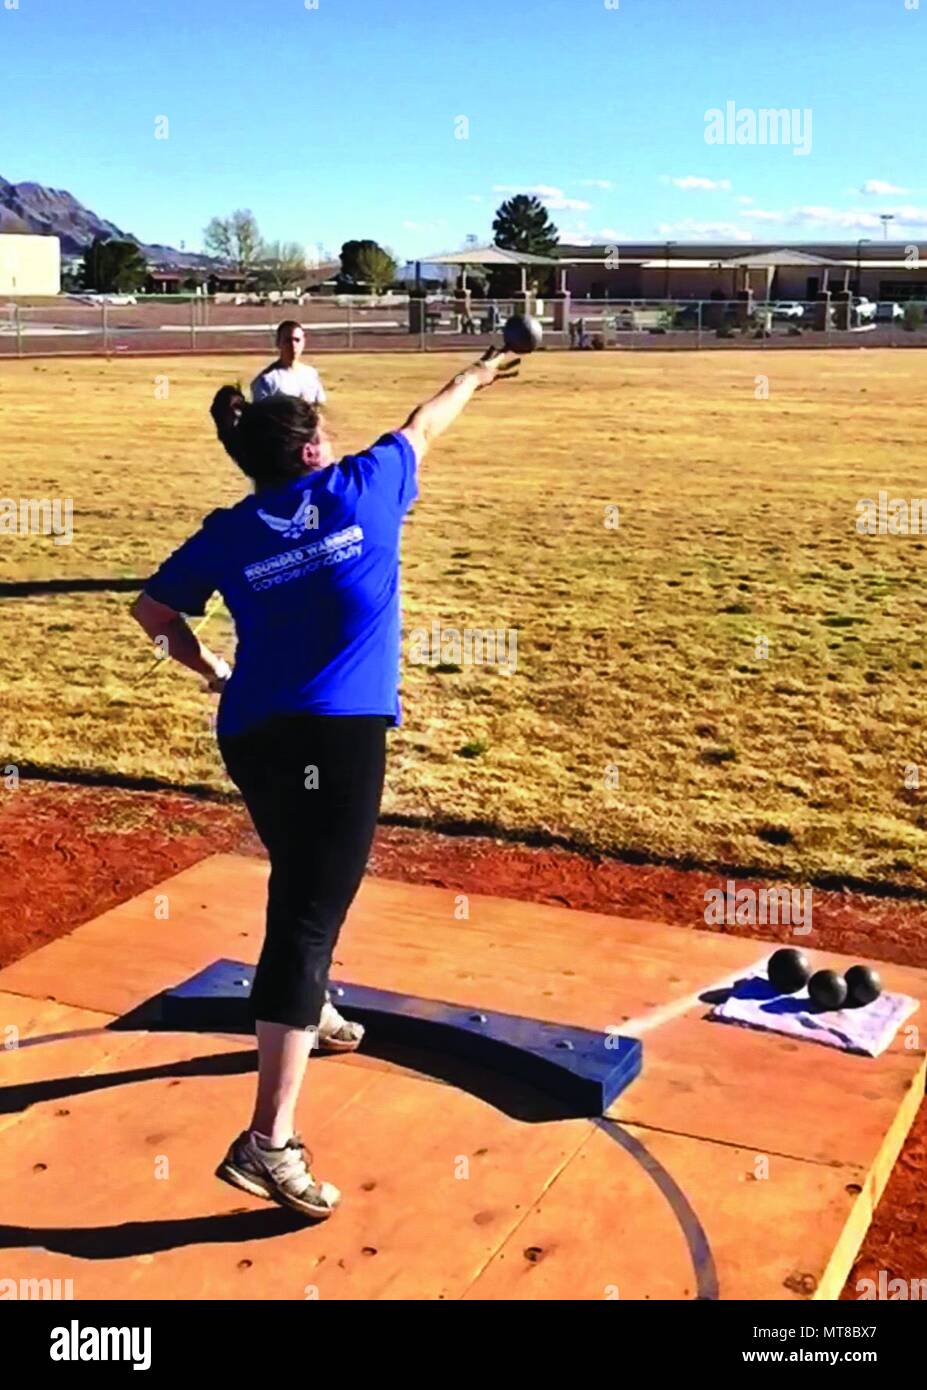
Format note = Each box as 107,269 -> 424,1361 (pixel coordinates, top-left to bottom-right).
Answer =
205,658 -> 232,694
466,347 -> 521,390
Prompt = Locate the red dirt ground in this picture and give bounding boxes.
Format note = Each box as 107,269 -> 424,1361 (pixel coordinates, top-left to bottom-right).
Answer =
1,779 -> 923,1300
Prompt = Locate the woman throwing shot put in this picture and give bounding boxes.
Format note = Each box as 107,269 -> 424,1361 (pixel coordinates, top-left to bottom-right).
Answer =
130,347 -> 518,1219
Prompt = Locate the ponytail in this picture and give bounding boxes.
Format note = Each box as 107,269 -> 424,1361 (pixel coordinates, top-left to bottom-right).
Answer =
208,384 -> 322,489
210,384 -> 247,464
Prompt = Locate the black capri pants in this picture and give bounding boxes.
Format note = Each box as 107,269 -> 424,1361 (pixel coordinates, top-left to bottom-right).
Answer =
219,713 -> 388,1030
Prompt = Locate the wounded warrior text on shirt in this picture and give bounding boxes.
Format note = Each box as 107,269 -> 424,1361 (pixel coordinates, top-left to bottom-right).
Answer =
243,524 -> 364,590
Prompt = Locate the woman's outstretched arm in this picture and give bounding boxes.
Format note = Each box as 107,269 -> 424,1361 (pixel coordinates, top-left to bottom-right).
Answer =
399,347 -> 518,461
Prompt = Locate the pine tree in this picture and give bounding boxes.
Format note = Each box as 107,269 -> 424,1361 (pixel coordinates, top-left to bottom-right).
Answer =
491,195 -> 559,256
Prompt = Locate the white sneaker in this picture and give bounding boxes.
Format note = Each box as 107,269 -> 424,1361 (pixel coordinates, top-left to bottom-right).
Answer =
216,1131 -> 340,1220
318,995 -> 365,1053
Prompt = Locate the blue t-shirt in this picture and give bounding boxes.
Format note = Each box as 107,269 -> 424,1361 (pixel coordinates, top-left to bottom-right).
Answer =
144,431 -> 418,737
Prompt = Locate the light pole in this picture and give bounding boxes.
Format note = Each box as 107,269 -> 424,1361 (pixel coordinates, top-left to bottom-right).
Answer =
880,213 -> 895,241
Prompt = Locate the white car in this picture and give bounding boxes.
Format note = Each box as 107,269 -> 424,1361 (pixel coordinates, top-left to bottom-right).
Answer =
772,301 -> 805,320
75,292 -> 137,306
875,301 -> 904,323
852,296 -> 877,322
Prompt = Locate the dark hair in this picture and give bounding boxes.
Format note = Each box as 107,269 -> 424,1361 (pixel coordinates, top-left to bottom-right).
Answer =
276,319 -> 303,344
210,385 -> 320,489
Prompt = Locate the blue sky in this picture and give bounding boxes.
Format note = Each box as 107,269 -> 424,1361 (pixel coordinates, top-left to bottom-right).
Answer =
3,0 -> 925,258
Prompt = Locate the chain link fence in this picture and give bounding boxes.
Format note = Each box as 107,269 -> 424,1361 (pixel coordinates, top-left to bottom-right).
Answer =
3,294 -> 927,356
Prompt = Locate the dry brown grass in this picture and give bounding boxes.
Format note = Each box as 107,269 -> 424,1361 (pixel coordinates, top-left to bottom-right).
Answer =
2,348 -> 927,887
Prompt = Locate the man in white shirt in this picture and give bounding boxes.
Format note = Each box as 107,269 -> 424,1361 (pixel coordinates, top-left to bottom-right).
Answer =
251,321 -> 327,405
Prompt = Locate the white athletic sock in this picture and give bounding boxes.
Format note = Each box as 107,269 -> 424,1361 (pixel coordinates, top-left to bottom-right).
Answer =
252,1129 -> 289,1151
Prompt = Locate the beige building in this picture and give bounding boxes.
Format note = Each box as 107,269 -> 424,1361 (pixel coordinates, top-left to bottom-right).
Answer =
0,234 -> 61,295
558,241 -> 927,302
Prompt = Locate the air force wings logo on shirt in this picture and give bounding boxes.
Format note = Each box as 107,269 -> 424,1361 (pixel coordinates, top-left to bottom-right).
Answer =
256,495 -> 319,541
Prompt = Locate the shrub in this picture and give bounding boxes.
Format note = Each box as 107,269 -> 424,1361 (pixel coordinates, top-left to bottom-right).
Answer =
458,739 -> 487,759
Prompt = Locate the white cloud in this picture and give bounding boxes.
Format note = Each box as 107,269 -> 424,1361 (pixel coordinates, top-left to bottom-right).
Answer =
646,201 -> 927,244
492,183 -> 591,211
657,219 -> 754,241
559,225 -> 625,245
668,176 -> 733,191
493,183 -> 559,197
795,206 -> 883,231
466,195 -> 483,203
578,179 -> 614,190
860,179 -> 909,196
737,195 -> 754,205
884,204 -> 927,227
739,204 -> 927,233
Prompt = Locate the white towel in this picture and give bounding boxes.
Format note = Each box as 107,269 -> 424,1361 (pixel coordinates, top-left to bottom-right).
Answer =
710,972 -> 920,1057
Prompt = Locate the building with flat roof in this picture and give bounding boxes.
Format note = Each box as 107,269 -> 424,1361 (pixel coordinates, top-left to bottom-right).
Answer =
556,241 -> 927,302
0,233 -> 61,295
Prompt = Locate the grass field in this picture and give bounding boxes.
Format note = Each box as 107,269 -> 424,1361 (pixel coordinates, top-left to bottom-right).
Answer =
2,348 -> 927,889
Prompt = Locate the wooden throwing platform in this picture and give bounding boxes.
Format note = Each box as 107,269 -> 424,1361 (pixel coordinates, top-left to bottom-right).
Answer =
0,852 -> 924,1302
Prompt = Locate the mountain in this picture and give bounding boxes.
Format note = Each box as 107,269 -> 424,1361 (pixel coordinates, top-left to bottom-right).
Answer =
0,176 -> 208,265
